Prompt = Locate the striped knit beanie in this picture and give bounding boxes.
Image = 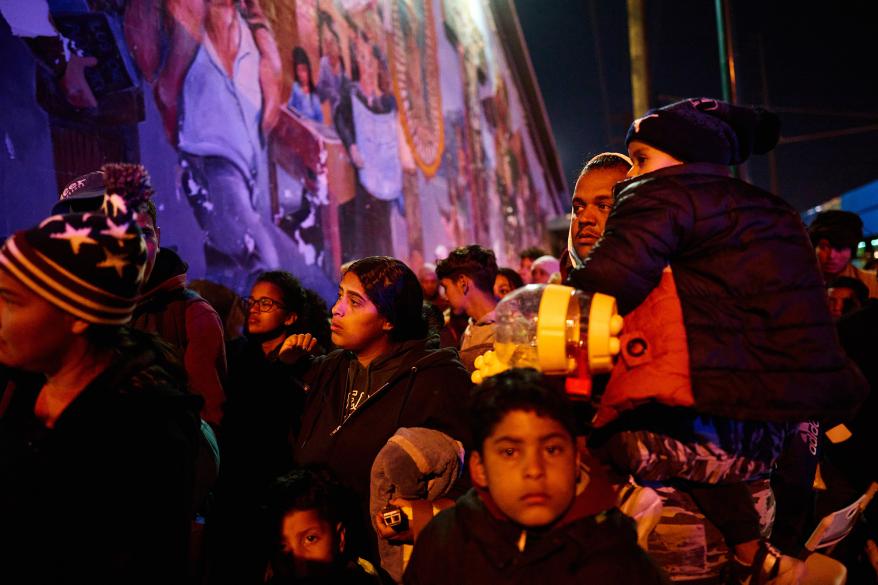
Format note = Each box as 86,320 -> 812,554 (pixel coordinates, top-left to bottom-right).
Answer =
0,164 -> 154,325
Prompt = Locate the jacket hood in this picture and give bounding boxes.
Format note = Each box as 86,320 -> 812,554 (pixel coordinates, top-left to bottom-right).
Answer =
138,248 -> 188,302
567,216 -> 585,270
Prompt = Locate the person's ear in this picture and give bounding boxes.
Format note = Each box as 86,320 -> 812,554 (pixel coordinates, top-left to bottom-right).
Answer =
458,274 -> 470,295
381,317 -> 393,332
155,225 -> 161,246
336,523 -> 346,555
284,312 -> 298,327
70,319 -> 90,335
469,451 -> 488,488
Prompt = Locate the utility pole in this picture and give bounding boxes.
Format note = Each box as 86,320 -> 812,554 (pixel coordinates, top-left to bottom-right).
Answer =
714,0 -> 746,180
758,35 -> 780,195
626,0 -> 650,118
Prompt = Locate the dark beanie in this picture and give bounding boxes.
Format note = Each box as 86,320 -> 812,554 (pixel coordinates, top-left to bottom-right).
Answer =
808,210 -> 864,254
0,164 -> 154,325
625,98 -> 781,165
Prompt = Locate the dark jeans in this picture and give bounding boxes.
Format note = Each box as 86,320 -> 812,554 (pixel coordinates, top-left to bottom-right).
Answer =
338,181 -> 395,263
180,154 -> 281,292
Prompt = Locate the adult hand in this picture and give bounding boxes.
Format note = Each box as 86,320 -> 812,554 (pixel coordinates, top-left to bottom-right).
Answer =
278,333 -> 317,364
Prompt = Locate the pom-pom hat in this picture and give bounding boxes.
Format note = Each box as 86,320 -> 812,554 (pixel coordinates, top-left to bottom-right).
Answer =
0,163 -> 154,325
626,98 -> 781,165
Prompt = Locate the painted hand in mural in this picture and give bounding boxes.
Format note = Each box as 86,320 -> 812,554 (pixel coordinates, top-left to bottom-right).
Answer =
349,144 -> 365,168
240,0 -> 282,133
126,0 -> 204,145
60,54 -> 99,109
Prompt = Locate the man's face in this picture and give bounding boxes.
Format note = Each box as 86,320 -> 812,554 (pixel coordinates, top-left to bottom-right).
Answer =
571,167 -> 627,259
0,268 -> 78,373
531,265 -> 552,284
136,212 -> 160,282
331,271 -> 391,352
471,410 -> 579,528
627,140 -> 683,177
281,509 -> 341,576
440,276 -> 467,314
246,281 -> 296,337
828,286 -> 860,319
519,258 -> 534,284
816,239 -> 852,277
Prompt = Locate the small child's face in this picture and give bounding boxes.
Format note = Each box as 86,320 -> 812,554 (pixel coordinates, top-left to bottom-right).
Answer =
471,410 -> 579,528
281,509 -> 339,571
627,140 -> 683,177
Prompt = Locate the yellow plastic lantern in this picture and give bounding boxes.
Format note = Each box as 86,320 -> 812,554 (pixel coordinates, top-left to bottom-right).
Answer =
472,284 -> 623,399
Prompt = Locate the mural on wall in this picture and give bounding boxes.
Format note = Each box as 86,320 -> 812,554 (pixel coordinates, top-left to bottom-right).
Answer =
0,0 -> 563,300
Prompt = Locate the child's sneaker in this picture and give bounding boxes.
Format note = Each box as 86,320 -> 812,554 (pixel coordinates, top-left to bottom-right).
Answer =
731,541 -> 807,585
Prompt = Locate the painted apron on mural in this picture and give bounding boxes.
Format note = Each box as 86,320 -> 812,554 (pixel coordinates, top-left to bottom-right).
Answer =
352,95 -> 403,201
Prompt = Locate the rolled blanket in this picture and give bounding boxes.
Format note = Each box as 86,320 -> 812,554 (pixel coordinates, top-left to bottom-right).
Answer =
370,427 -> 464,582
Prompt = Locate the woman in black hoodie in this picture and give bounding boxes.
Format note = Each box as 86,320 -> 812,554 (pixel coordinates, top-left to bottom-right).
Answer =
282,256 -> 473,564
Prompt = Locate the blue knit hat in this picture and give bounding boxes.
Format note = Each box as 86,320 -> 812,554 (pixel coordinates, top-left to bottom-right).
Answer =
626,98 -> 781,165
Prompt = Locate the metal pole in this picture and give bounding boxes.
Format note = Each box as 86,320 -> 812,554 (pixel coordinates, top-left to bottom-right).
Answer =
714,0 -> 744,179
714,0 -> 735,103
758,35 -> 780,195
626,0 -> 650,118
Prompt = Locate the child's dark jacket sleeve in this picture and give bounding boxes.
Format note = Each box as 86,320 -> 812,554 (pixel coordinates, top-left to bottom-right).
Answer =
567,177 -> 695,314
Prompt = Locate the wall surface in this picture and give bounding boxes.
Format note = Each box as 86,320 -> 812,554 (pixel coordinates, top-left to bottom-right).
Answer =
0,0 -> 564,299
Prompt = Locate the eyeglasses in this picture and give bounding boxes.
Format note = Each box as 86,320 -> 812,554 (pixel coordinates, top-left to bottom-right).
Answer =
243,296 -> 287,313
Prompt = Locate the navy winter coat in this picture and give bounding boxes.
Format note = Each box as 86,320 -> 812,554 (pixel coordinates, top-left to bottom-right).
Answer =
569,163 -> 867,423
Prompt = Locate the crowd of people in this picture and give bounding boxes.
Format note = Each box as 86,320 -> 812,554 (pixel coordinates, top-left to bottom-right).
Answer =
0,98 -> 877,585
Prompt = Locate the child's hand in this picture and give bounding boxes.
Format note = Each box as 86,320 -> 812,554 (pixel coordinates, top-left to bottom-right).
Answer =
278,333 -> 317,364
373,498 -> 414,544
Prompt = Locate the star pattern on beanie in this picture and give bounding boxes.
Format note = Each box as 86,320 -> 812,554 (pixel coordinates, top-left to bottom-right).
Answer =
96,248 -> 131,278
0,162 -> 157,325
99,218 -> 137,246
49,223 -> 97,255
101,193 -> 128,218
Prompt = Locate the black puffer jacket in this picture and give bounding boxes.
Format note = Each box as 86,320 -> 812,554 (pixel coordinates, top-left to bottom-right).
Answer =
568,163 -> 867,423
404,488 -> 666,585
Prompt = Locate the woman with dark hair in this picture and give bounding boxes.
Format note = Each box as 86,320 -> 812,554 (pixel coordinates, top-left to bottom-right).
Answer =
493,266 -> 525,299
280,256 -> 472,563
288,46 -> 323,123
210,270 -> 331,584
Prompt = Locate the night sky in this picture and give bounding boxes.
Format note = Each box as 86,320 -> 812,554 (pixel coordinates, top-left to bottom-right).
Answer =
513,0 -> 878,212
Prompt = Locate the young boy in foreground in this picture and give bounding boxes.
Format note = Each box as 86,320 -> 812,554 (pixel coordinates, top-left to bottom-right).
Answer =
403,368 -> 665,584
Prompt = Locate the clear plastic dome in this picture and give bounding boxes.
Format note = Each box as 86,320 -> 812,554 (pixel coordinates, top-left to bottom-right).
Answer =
491,284 -> 622,376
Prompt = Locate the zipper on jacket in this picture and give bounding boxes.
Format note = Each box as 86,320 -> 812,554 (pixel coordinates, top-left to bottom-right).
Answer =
330,380 -> 391,436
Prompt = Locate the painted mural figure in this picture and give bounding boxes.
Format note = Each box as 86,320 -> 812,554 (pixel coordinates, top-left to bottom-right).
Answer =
288,46 -> 323,123
125,0 -> 333,296
334,33 -> 402,262
315,14 -> 347,114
